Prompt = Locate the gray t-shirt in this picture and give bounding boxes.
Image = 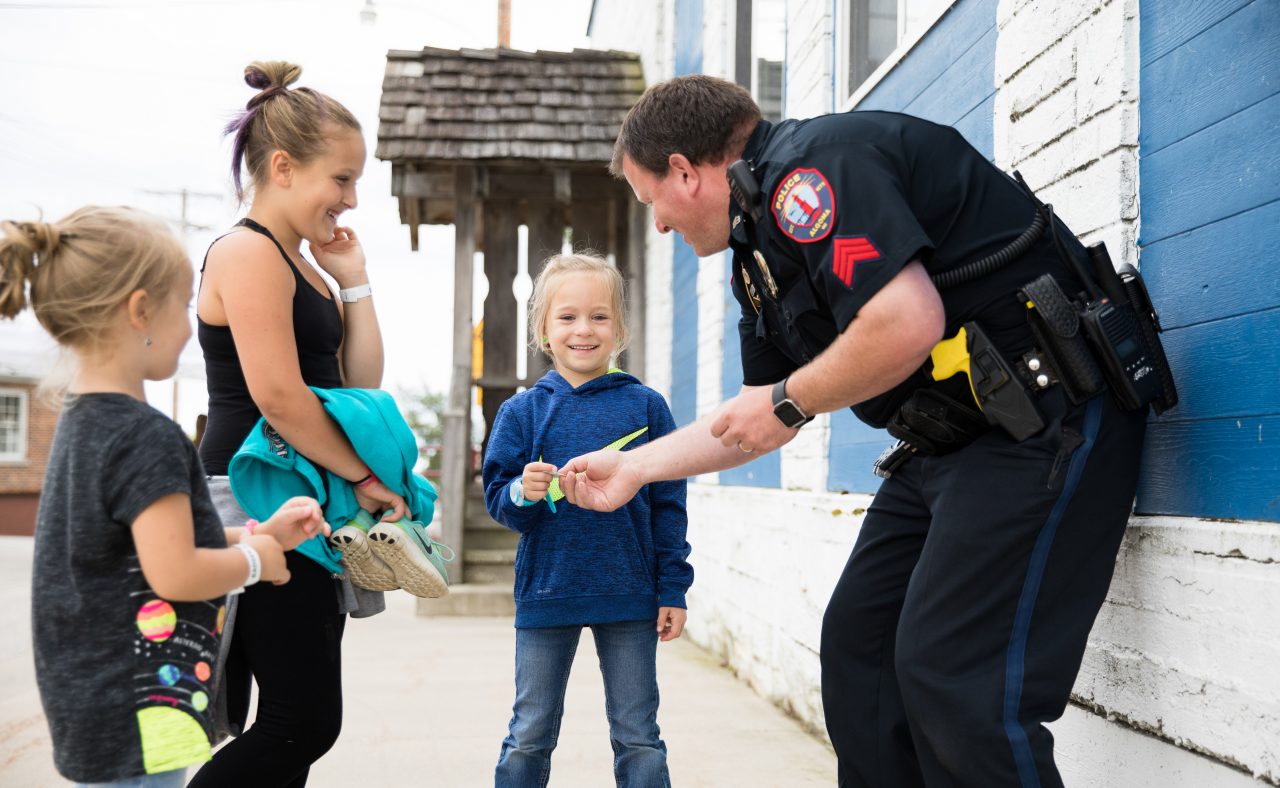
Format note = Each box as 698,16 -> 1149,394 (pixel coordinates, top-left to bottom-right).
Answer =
32,394 -> 228,782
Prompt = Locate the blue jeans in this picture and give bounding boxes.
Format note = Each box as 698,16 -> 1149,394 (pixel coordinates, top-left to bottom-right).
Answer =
76,768 -> 185,788
495,620 -> 670,788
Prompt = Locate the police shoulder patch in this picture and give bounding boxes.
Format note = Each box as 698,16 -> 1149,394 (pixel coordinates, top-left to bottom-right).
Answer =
771,167 -> 835,243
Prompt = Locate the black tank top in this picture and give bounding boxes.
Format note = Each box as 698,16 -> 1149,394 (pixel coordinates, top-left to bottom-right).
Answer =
197,218 -> 344,475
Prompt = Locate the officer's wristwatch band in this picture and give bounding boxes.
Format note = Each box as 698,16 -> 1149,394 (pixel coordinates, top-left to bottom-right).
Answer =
772,377 -> 813,429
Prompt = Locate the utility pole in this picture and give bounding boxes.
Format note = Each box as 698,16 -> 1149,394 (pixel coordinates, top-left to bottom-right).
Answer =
143,187 -> 221,234
141,187 -> 223,420
498,0 -> 511,48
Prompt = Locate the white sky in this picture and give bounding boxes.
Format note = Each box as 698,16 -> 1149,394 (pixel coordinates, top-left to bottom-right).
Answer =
0,0 -> 593,430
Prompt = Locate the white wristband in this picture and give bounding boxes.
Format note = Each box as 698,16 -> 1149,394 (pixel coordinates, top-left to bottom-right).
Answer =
233,542 -> 262,587
339,283 -> 372,303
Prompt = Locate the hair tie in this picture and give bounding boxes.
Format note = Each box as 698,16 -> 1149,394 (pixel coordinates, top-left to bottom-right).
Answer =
247,85 -> 289,109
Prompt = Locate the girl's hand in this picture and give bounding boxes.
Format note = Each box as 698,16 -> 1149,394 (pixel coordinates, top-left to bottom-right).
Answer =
257,496 -> 328,550
309,226 -> 367,287
521,462 -> 558,503
354,478 -> 409,522
657,607 -> 687,642
242,533 -> 291,586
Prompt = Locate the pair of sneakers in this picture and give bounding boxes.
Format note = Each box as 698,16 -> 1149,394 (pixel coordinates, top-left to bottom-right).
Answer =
329,510 -> 454,598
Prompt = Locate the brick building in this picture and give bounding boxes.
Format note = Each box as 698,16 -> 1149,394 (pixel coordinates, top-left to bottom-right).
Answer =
0,350 -> 59,536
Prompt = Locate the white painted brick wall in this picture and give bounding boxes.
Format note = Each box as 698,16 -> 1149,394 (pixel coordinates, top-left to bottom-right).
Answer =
645,228 -> 674,401
1074,517 -> 1280,782
781,412 -> 830,492
684,485 -> 871,738
694,252 -> 726,485
995,0 -> 1140,267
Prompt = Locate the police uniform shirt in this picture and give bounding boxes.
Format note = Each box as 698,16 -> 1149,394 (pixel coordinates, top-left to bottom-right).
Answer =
728,111 -> 1087,426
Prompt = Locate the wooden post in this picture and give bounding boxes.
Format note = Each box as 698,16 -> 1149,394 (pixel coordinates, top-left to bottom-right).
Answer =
481,199 -> 520,457
627,198 -> 647,379
526,199 -> 565,384
442,165 -> 477,584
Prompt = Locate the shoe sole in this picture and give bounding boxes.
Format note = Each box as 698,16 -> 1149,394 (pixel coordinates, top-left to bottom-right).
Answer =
329,524 -> 399,592
368,522 -> 450,598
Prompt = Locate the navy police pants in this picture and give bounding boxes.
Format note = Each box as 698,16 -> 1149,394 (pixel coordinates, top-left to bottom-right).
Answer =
821,387 -> 1147,787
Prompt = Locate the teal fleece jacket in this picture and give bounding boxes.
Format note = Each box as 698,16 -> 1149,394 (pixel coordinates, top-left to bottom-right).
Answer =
482,370 -> 693,628
228,387 -> 437,573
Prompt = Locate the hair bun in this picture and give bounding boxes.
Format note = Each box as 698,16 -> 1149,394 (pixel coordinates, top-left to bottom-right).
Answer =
243,60 -> 302,92
0,220 -> 59,319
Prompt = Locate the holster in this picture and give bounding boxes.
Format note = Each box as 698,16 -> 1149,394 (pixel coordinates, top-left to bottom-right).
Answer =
886,388 -> 989,457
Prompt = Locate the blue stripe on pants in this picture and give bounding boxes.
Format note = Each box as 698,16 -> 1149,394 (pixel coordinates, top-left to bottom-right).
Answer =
1002,395 -> 1103,787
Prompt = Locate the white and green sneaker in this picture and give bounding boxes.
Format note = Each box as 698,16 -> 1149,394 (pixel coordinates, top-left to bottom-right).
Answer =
368,517 -> 455,598
329,509 -> 399,592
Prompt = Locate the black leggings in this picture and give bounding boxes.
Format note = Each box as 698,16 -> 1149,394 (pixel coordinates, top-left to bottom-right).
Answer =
189,552 -> 346,788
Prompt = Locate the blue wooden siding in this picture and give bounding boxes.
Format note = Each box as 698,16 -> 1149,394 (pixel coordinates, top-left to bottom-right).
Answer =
669,0 -> 704,427
1137,0 -> 1280,521
670,238 -> 701,426
828,0 -> 998,494
721,252 -> 783,486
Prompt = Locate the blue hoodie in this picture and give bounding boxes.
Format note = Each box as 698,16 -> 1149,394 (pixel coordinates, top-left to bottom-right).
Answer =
483,370 -> 693,629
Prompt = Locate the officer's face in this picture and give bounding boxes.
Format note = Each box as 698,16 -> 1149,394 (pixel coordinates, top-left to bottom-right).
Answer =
623,154 -> 732,257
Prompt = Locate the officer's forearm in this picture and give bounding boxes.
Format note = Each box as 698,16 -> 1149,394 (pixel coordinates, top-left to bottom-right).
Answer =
627,415 -> 758,482
787,260 -> 944,415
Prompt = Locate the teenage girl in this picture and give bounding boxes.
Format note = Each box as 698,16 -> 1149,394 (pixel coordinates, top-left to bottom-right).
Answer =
188,61 -> 404,786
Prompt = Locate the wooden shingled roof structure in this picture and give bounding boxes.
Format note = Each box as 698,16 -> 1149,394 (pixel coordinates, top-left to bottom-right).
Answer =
374,46 -> 649,592
376,46 -> 645,248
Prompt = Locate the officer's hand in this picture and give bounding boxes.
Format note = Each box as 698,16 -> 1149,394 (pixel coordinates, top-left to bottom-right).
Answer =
560,451 -> 643,512
709,385 -> 799,457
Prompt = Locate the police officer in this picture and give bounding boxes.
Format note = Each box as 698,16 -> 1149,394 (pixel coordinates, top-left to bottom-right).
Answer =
561,74 -> 1148,788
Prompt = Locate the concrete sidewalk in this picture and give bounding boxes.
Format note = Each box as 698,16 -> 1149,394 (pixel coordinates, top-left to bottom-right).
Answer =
0,536 -> 836,786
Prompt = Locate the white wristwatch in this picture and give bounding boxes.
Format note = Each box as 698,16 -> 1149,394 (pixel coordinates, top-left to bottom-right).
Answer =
509,479 -> 528,506
339,283 -> 372,303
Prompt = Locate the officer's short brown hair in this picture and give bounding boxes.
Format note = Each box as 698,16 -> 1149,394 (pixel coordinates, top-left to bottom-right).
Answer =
610,75 -> 762,178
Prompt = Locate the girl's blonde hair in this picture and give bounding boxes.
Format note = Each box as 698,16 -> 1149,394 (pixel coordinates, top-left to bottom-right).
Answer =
225,60 -> 362,203
529,253 -> 630,359
0,206 -> 189,355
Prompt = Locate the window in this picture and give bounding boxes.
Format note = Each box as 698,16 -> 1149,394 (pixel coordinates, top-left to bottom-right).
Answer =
843,0 -> 953,102
734,0 -> 786,121
0,389 -> 28,462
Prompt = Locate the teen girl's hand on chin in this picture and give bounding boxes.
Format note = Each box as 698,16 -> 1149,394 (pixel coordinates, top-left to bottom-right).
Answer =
354,477 -> 409,521
309,226 -> 367,287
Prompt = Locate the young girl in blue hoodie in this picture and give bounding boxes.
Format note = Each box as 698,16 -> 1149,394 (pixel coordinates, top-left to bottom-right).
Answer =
483,253 -> 693,787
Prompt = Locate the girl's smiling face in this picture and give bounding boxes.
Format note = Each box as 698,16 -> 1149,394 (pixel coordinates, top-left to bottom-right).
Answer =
288,125 -> 365,244
543,272 -> 617,387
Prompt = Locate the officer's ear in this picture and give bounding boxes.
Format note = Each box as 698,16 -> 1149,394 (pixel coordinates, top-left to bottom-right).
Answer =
667,153 -> 699,193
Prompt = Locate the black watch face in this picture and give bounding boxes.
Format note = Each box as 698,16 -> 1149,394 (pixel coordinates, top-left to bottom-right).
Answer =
774,400 -> 806,428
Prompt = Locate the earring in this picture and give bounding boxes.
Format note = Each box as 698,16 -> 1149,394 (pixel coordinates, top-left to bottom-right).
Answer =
542,336 -> 550,347
144,336 -> 153,347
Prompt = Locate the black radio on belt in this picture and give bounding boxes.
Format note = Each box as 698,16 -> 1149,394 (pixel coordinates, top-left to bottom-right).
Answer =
1078,243 -> 1178,414
1020,241 -> 1178,415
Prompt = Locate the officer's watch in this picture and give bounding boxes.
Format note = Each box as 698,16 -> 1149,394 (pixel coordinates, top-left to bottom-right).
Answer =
509,479 -> 529,506
772,377 -> 813,429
